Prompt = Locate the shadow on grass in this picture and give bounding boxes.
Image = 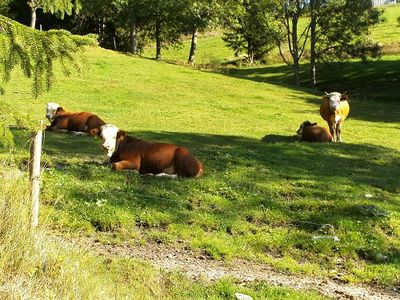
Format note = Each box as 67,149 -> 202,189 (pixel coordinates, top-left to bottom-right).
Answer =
12,128 -> 397,193
7,129 -> 400,264
216,59 -> 400,124
261,134 -> 299,143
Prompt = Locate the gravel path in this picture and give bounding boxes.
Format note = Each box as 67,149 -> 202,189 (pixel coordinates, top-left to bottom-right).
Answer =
61,237 -> 400,300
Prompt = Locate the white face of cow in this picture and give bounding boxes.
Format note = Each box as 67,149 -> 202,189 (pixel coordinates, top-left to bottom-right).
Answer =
46,102 -> 60,121
100,124 -> 119,157
326,92 -> 342,111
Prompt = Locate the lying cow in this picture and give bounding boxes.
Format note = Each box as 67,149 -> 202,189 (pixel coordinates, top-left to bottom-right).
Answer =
296,121 -> 333,142
98,124 -> 204,178
320,91 -> 350,142
45,102 -> 106,135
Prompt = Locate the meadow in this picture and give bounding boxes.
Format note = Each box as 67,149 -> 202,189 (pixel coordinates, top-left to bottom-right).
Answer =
1,4 -> 400,299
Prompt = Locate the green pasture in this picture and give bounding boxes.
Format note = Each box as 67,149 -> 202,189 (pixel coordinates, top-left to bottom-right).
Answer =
143,32 -> 235,67
1,45 -> 400,289
370,4 -> 400,44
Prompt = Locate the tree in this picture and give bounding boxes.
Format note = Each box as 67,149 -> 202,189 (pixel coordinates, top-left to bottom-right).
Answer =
0,15 -> 96,145
27,0 -> 81,29
271,0 -> 309,86
0,0 -> 11,14
72,0 -> 121,49
182,0 -> 221,65
116,0 -> 150,54
145,0 -> 186,60
309,0 -> 382,88
222,0 -> 278,64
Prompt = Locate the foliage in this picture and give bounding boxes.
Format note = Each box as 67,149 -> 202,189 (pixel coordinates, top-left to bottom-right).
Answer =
0,15 -> 96,96
222,0 -> 278,63
181,0 -> 221,34
0,15 -> 97,146
27,0 -> 81,20
314,0 -> 383,62
0,0 -> 11,14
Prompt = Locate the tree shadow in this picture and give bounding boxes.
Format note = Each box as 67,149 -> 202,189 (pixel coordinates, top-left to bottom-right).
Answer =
6,128 -> 400,265
261,134 -> 298,144
215,59 -> 400,124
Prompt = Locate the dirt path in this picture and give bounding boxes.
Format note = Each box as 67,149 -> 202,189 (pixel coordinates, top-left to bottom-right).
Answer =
66,237 -> 399,300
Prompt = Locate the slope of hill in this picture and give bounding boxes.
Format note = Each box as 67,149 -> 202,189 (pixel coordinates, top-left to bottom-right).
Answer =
1,45 -> 399,298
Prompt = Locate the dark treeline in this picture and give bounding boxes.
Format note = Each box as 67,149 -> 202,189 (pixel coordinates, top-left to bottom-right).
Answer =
1,0 -> 383,87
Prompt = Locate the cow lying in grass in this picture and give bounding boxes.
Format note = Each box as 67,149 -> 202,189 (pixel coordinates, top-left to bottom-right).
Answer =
320,92 -> 350,142
97,124 -> 204,178
296,121 -> 333,142
45,102 -> 106,135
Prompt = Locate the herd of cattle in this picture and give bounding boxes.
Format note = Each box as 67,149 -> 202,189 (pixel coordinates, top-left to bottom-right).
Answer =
45,91 -> 350,178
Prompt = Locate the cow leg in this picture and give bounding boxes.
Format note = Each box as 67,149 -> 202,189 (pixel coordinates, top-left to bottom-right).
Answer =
47,123 -> 68,132
336,123 -> 343,142
329,123 -> 336,142
112,159 -> 140,171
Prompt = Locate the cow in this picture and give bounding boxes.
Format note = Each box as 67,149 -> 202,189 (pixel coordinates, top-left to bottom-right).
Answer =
296,121 -> 333,142
98,124 -> 204,178
320,91 -> 350,142
45,102 -> 106,136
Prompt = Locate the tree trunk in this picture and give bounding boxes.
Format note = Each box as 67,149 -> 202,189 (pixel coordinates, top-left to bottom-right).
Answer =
129,17 -> 138,54
30,7 -> 37,29
188,27 -> 198,65
292,15 -> 300,86
309,0 -> 317,89
155,18 -> 162,60
248,39 -> 254,64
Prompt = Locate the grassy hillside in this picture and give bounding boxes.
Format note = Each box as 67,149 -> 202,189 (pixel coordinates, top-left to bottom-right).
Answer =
1,46 -> 400,291
371,4 -> 400,46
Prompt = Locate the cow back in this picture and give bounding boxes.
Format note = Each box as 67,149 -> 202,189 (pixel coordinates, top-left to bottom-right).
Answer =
301,125 -> 332,142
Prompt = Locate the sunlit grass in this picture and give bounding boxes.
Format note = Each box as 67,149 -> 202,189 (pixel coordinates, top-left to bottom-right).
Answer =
1,45 -> 399,287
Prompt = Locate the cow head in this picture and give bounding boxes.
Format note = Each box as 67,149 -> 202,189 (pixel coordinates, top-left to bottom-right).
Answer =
296,121 -> 317,137
46,102 -> 61,121
99,124 -> 122,157
323,92 -> 348,111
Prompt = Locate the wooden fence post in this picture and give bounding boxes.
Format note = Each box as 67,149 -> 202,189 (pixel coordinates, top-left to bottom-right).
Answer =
29,121 -> 43,228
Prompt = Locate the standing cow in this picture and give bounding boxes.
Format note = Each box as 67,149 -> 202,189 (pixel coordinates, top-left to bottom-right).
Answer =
320,92 -> 350,142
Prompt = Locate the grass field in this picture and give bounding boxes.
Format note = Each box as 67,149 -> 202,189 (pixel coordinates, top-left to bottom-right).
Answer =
1,42 -> 399,294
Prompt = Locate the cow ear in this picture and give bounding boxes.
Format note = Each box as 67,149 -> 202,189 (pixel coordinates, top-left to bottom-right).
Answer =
117,130 -> 126,140
322,95 -> 329,101
341,95 -> 348,101
56,107 -> 64,112
90,128 -> 100,136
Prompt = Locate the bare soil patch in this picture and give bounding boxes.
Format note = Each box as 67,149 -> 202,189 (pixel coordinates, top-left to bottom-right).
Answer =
60,236 -> 400,300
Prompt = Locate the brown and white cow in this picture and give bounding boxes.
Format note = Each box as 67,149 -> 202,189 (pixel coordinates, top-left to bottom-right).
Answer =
46,102 -> 106,135
98,124 -> 204,178
296,121 -> 333,142
320,92 -> 350,142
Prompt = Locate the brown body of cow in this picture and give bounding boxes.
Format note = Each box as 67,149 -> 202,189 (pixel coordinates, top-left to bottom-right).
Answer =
320,92 -> 350,142
297,121 -> 333,142
108,130 -> 204,178
47,107 -> 106,135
